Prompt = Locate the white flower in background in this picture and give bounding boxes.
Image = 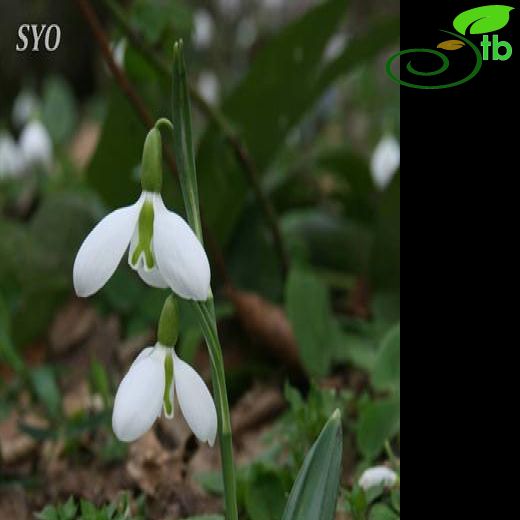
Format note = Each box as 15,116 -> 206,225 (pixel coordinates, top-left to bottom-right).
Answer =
324,32 -> 347,63
12,90 -> 39,129
73,191 -> 211,300
370,134 -> 400,190
236,17 -> 258,49
197,71 -> 220,104
192,9 -> 214,49
359,466 -> 398,491
112,38 -> 127,68
19,120 -> 52,171
112,344 -> 217,445
0,131 -> 25,179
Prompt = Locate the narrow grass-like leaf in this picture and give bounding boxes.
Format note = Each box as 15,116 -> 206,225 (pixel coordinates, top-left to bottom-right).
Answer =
172,40 -> 202,240
282,409 -> 343,520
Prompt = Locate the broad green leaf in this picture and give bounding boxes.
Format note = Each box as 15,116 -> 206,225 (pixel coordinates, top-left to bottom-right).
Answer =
60,497 -> 78,520
197,0 -> 348,243
87,88 -> 145,208
453,5 -> 514,35
372,323 -> 400,392
131,0 -> 192,43
370,172 -> 400,291
30,366 -> 62,421
282,409 -> 343,520
369,504 -> 399,520
286,268 -> 340,376
41,76 -> 78,145
0,292 -> 24,374
35,505 -> 60,520
316,148 -> 375,222
357,398 -> 400,460
391,489 -> 400,513
245,466 -> 286,520
282,210 -> 372,274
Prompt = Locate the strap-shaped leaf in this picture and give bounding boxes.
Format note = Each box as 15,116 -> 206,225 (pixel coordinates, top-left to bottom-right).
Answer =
282,409 -> 343,520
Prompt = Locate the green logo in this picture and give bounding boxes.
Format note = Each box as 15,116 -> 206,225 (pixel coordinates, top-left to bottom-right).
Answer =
387,5 -> 514,89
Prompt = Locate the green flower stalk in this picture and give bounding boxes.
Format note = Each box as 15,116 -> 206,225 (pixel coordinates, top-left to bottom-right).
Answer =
172,40 -> 239,520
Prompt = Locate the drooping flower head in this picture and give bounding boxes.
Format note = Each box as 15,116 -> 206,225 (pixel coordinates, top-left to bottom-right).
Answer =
358,465 -> 398,491
73,127 -> 211,301
19,120 -> 52,172
370,134 -> 400,190
112,296 -> 217,445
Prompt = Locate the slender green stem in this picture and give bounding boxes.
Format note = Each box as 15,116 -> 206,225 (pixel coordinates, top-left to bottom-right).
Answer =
192,300 -> 238,520
171,40 -> 238,520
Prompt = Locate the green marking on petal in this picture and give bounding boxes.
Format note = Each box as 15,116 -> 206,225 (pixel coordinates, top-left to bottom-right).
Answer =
163,350 -> 174,418
130,200 -> 155,269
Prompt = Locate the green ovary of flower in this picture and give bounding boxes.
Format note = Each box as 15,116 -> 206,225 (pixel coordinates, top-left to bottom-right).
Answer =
131,200 -> 155,269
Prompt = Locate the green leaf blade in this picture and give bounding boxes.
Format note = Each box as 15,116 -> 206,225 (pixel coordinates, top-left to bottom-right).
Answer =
282,409 -> 343,520
372,323 -> 400,392
285,268 -> 340,376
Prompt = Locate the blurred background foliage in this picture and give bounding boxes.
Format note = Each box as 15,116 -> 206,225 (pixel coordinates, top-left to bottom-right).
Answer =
1,0 -> 399,518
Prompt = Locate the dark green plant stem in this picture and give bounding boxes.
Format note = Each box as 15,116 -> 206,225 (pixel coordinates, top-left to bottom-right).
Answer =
101,0 -> 289,277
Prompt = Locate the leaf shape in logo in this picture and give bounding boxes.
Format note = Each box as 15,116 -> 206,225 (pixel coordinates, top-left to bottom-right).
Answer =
453,5 -> 514,35
437,39 -> 466,50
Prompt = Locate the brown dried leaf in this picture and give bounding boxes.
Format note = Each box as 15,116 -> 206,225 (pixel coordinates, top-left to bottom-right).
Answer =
0,411 -> 47,465
231,384 -> 285,437
437,39 -> 465,50
49,298 -> 98,355
0,486 -> 30,520
127,430 -> 182,496
226,287 -> 302,372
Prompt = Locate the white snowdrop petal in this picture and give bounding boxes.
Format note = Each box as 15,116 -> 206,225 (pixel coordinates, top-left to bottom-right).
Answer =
19,120 -> 52,170
173,354 -> 217,446
73,196 -> 143,297
370,135 -> 400,190
137,264 -> 169,289
129,346 -> 154,370
112,350 -> 165,442
153,196 -> 211,301
359,466 -> 398,490
0,132 -> 24,178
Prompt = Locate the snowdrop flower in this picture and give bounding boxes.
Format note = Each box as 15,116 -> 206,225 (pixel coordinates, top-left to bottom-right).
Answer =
12,90 -> 39,129
370,134 -> 400,190
0,131 -> 25,179
112,38 -> 127,68
236,17 -> 258,49
19,120 -> 52,171
197,71 -> 220,104
359,466 -> 398,491
192,9 -> 214,49
73,128 -> 210,300
324,33 -> 348,63
112,343 -> 217,444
